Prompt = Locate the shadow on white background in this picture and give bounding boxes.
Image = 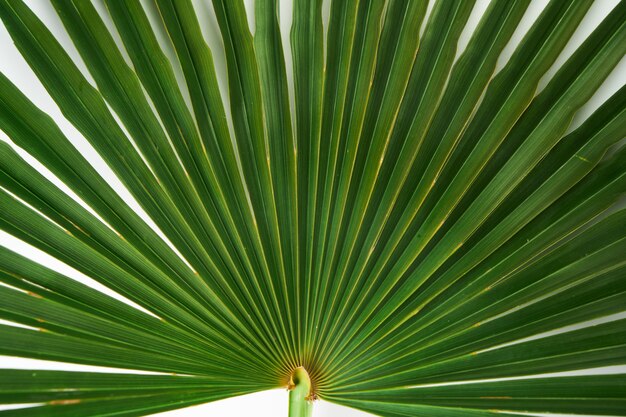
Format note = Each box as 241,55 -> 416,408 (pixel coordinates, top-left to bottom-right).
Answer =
152,390 -> 373,417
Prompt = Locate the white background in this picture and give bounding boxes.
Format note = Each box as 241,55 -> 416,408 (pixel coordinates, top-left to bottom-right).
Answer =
1,0 -> 624,415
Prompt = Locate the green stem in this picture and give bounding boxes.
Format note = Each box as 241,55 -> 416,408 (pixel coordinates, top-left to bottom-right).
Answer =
288,367 -> 313,417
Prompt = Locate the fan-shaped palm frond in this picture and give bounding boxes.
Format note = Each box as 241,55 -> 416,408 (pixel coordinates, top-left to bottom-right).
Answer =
0,0 -> 625,416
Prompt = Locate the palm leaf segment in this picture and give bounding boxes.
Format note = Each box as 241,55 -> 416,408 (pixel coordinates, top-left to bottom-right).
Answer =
0,0 -> 625,415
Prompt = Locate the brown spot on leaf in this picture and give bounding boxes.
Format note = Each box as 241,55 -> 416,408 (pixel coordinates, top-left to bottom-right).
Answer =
49,399 -> 81,405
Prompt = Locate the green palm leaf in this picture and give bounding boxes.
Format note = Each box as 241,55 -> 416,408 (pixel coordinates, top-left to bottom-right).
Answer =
0,0 -> 624,416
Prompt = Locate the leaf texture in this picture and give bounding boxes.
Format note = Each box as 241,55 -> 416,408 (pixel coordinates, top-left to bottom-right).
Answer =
0,0 -> 624,415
